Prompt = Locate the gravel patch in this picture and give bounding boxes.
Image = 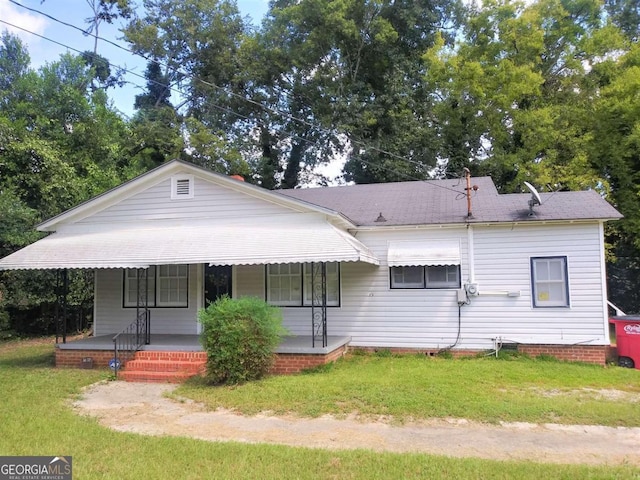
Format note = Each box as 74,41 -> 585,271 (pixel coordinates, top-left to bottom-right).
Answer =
72,381 -> 640,466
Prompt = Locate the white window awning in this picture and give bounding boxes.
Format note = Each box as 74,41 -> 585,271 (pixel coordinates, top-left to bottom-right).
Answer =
387,241 -> 460,267
0,214 -> 379,270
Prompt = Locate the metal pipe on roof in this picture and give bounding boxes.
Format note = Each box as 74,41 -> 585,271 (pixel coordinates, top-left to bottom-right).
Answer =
464,167 -> 472,218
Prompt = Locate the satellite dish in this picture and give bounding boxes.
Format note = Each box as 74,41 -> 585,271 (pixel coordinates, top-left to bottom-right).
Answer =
523,181 -> 542,216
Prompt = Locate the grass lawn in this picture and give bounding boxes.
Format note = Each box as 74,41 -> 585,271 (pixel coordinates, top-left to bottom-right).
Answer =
177,350 -> 640,427
1,338 -> 639,479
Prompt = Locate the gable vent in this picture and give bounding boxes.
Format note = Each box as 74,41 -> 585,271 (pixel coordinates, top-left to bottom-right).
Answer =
171,175 -> 194,199
176,179 -> 190,195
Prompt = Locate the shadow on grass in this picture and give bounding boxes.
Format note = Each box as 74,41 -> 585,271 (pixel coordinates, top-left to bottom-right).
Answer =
0,350 -> 55,369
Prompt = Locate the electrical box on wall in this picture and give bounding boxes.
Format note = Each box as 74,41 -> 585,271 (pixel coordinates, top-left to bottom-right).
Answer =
457,288 -> 467,303
465,283 -> 479,296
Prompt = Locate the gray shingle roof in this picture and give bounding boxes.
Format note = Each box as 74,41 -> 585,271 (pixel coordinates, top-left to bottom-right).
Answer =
277,177 -> 622,227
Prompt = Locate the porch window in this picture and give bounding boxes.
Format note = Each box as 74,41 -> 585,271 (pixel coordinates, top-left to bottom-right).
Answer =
157,265 -> 189,307
531,256 -> 569,307
123,265 -> 188,308
390,265 -> 460,289
266,264 -> 302,306
266,262 -> 340,307
123,267 -> 156,307
303,263 -> 340,306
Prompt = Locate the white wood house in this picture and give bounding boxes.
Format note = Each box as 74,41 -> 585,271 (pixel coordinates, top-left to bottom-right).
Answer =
0,160 -> 622,379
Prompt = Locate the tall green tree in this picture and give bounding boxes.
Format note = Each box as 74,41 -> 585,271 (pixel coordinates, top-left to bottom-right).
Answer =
423,0 -> 620,191
258,0 -> 462,184
590,42 -> 640,312
0,34 -> 136,334
605,0 -> 640,42
128,60 -> 184,169
123,0 -> 250,176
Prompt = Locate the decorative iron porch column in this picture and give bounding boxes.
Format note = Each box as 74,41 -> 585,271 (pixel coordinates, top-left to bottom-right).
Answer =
55,268 -> 68,344
310,262 -> 327,348
136,267 -> 150,345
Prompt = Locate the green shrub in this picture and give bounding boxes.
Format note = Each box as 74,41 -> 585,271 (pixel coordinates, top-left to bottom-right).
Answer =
198,296 -> 287,385
0,308 -> 16,340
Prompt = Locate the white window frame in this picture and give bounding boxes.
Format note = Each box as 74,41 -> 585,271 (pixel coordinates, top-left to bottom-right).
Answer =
303,263 -> 340,306
171,174 -> 194,199
266,263 -> 340,307
123,267 -> 156,307
390,266 -> 425,289
390,265 -> 460,289
531,256 -> 570,308
266,263 -> 302,306
123,265 -> 189,308
157,264 -> 189,307
426,265 -> 460,288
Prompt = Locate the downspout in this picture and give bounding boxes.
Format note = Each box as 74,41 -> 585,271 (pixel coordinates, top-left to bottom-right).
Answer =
467,225 -> 475,284
442,169 -> 475,353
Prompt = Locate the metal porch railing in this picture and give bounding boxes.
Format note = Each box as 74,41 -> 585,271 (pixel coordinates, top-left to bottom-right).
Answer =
112,310 -> 150,377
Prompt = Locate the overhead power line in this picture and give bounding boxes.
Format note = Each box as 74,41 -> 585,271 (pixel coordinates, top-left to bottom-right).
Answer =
0,13 -> 467,195
8,0 -> 453,178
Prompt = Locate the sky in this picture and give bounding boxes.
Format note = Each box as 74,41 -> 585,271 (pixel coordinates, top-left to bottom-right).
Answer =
0,0 -> 348,182
0,0 -> 270,118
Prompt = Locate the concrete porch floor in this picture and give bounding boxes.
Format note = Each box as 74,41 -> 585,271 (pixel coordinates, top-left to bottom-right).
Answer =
57,334 -> 351,355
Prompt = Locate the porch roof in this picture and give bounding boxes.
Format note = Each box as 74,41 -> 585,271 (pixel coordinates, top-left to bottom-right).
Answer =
0,214 -> 379,270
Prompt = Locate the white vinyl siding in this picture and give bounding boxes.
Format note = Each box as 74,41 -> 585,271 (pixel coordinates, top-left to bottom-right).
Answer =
276,223 -> 608,349
531,256 -> 569,307
94,265 -> 200,335
92,215 -> 609,350
276,228 -> 469,343
468,223 -> 606,345
77,176 -> 296,225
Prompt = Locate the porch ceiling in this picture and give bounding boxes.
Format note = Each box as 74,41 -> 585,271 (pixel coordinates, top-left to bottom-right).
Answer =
0,214 -> 379,270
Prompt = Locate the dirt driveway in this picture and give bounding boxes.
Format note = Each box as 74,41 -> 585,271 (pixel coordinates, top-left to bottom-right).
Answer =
73,381 -> 640,466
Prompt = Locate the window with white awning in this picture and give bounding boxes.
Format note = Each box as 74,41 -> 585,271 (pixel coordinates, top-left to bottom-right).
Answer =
387,241 -> 461,289
387,241 -> 461,267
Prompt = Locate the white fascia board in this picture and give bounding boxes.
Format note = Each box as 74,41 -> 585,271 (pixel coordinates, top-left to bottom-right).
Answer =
351,218 -> 613,232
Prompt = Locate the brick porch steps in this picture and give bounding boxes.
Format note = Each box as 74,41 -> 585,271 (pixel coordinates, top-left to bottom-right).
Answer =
119,351 -> 207,383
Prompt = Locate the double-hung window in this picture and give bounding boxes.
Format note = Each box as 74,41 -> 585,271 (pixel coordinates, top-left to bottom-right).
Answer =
124,267 -> 156,307
390,265 -> 460,289
157,265 -> 189,307
531,256 -> 569,307
267,264 -> 302,306
123,265 -> 189,308
266,262 -> 340,306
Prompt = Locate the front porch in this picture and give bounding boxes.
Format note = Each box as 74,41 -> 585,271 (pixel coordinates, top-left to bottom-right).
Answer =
55,334 -> 351,381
